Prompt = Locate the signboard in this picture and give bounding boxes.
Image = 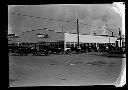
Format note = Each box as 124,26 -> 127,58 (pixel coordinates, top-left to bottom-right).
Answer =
37,34 -> 48,38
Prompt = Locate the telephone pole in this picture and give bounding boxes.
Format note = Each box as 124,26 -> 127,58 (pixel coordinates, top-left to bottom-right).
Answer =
62,26 -> 66,54
18,40 -> 19,46
77,19 -> 79,48
93,30 -> 96,35
119,28 -> 122,47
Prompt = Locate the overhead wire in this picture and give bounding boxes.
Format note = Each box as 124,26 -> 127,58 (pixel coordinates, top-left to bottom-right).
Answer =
10,12 -> 115,32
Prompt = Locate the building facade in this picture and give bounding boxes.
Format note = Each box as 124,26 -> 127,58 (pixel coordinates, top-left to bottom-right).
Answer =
64,32 -> 117,50
8,28 -> 118,51
8,34 -> 19,44
9,28 -> 64,50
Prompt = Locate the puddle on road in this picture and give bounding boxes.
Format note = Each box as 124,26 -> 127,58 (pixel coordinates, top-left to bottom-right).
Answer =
64,61 -> 84,65
60,78 -> 67,80
48,61 -> 117,68
49,63 -> 56,65
74,62 -> 83,64
85,61 -> 117,67
85,61 -> 108,66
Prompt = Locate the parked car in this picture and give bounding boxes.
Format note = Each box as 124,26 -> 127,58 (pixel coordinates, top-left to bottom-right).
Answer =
9,45 -> 33,56
15,46 -> 33,56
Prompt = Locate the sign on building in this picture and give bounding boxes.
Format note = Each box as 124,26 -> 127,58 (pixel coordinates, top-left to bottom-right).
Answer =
37,34 -> 48,38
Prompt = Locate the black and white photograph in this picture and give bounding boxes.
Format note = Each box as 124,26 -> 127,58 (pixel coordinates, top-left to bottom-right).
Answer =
8,3 -> 126,87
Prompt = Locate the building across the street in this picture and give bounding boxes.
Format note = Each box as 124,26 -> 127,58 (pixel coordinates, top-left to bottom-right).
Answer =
116,35 -> 125,48
8,34 -> 19,44
64,32 -> 117,50
8,28 -> 120,51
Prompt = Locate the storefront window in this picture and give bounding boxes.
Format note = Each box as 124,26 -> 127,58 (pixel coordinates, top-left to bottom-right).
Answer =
66,44 -> 70,48
97,43 -> 99,47
70,42 -> 74,45
71,44 -> 74,47
88,43 -> 91,46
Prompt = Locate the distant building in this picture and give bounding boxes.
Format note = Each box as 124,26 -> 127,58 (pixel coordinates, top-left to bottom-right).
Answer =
64,32 -> 117,50
116,35 -> 125,47
8,28 -> 118,51
8,34 -> 19,44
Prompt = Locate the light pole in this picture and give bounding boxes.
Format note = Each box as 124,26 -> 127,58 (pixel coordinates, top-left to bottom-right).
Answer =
108,31 -> 114,45
104,24 -> 114,45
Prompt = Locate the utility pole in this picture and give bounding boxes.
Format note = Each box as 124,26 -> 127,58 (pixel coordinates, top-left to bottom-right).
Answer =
18,40 -> 19,46
93,30 -> 96,35
105,24 -> 114,45
105,25 -> 110,44
109,37 -> 110,44
77,19 -> 79,48
63,26 -> 65,53
111,32 -> 113,37
109,31 -> 114,45
119,28 -> 122,47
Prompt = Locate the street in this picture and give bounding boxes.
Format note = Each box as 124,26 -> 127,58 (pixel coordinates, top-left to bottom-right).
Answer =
9,53 -> 124,86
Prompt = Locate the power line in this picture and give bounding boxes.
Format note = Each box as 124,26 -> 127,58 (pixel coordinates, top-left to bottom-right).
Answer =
10,12 -> 69,22
10,12 -> 115,31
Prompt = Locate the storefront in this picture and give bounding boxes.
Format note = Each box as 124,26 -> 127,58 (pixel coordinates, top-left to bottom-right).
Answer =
64,32 -> 117,51
8,28 -> 118,52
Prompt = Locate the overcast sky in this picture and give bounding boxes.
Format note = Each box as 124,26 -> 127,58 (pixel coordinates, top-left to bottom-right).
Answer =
8,4 -> 122,36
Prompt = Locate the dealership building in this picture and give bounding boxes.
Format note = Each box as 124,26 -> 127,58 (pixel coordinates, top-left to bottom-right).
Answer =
8,28 -> 120,51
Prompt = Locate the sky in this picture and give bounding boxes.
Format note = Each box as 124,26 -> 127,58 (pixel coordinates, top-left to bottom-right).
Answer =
8,4 -> 123,36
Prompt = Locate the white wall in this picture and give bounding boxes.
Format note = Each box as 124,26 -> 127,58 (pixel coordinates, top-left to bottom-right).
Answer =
64,33 -> 117,43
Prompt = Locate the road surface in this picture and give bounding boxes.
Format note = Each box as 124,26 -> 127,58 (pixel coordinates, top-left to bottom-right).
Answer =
9,53 -> 124,86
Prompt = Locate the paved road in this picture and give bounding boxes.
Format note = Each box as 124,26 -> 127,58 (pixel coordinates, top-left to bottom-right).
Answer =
9,53 -> 124,86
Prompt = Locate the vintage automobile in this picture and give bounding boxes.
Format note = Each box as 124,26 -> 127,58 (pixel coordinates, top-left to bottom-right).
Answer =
32,45 -> 64,56
9,45 -> 64,56
8,45 -> 33,56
